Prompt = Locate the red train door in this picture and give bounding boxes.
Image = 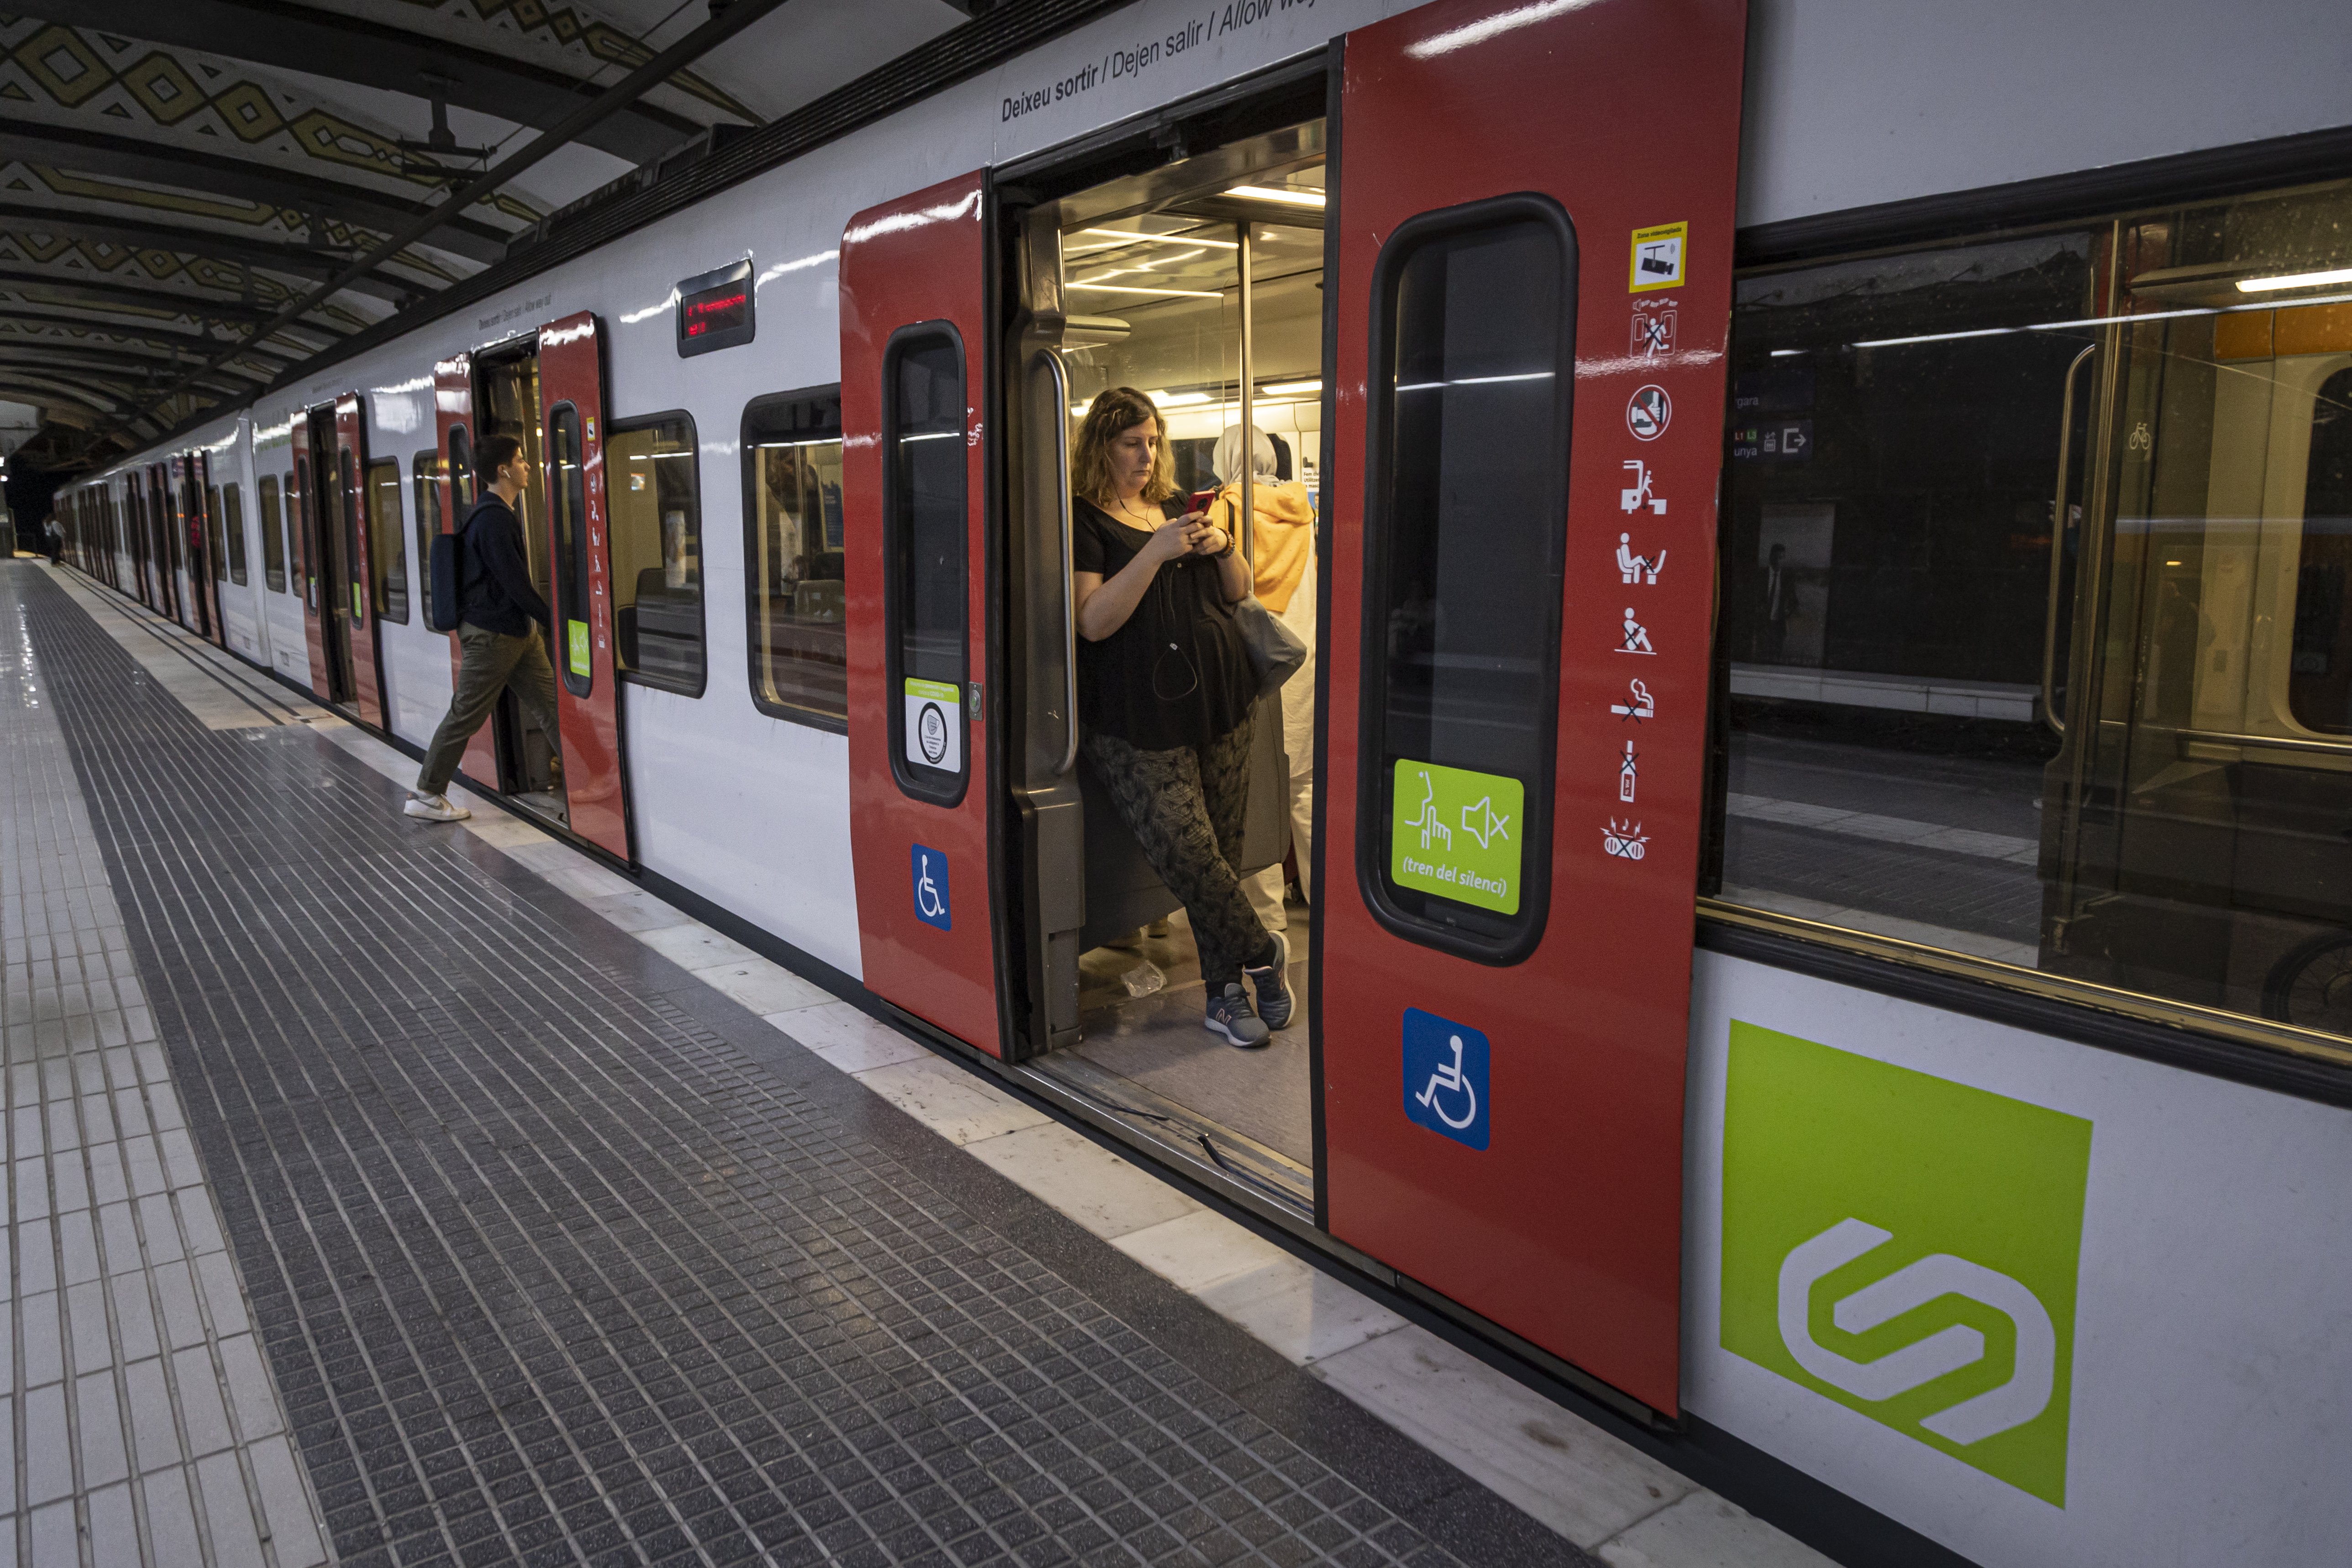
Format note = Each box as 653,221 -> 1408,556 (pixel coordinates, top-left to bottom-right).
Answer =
536,312 -> 630,860
1317,0 -> 1746,1417
332,394 -> 388,726
436,354 -> 501,792
288,431 -> 331,699
840,171 -> 1002,1057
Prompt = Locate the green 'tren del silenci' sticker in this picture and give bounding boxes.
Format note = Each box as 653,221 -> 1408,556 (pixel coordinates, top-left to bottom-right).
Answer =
567,619 -> 590,676
1391,759 -> 1523,915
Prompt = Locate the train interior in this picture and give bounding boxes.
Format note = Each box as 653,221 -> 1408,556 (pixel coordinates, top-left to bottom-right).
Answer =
1714,179 -> 2352,1034
299,410 -> 354,703
1018,123 -> 1330,1203
473,346 -> 571,826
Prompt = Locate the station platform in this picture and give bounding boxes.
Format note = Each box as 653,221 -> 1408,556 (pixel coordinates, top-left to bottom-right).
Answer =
2,559 -> 1834,1568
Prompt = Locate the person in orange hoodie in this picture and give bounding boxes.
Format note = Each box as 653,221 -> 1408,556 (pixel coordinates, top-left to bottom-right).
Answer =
1205,426 -> 1317,933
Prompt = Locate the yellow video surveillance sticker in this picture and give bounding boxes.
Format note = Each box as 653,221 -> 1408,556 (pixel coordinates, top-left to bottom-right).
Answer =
1630,222 -> 1688,292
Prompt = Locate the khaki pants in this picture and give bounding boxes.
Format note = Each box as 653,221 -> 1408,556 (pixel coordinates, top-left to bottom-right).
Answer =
415,623 -> 561,797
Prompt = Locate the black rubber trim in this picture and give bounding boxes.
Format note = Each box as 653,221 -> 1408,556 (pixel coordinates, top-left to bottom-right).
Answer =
1699,917 -> 2352,1110
1737,121 -> 2352,269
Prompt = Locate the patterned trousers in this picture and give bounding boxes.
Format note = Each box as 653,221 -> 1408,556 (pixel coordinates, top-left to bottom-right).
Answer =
1083,717 -> 1277,990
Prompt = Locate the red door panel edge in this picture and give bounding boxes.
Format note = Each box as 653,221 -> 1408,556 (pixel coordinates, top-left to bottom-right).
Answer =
335,394 -> 388,727
436,354 -> 502,794
1320,0 -> 1747,1416
537,312 -> 631,861
840,170 -> 1003,1058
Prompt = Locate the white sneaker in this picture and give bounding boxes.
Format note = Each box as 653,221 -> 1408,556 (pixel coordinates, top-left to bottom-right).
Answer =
403,792 -> 471,823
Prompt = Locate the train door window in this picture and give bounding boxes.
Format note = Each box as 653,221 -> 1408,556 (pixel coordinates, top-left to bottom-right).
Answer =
448,426 -> 475,516
1359,201 -> 1575,961
883,330 -> 967,799
411,453 -> 441,627
260,476 -> 286,592
206,484 -> 228,581
608,414 -> 704,695
365,460 -> 406,624
1711,179 -> 2352,1046
548,405 -> 591,692
222,483 -> 247,586
742,388 -> 847,728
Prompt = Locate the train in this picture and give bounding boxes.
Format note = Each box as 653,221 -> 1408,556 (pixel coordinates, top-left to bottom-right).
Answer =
45,3 -> 2352,1566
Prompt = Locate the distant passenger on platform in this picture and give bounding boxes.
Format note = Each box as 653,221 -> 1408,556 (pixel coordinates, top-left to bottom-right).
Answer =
1071,388 -> 1295,1049
404,435 -> 563,824
44,516 -> 63,566
1203,426 -> 1317,934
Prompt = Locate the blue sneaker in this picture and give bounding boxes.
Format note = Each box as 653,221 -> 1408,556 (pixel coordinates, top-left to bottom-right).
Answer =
1205,983 -> 1270,1049
1245,931 -> 1293,1031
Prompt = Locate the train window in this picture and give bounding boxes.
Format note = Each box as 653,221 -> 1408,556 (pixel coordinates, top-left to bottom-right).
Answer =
410,453 -> 441,628
222,483 -> 247,586
741,388 -> 848,730
447,425 -> 475,516
608,415 -> 704,696
1713,180 -> 2352,1045
260,476 -> 286,593
1359,199 -> 1576,963
205,484 -> 228,582
548,405 -> 592,693
883,330 -> 969,801
364,460 -> 407,624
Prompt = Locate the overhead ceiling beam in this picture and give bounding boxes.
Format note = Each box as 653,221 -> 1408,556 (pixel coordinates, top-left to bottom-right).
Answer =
4,0 -> 711,166
0,267 -> 349,329
0,201 -> 419,304
0,307 -> 302,360
87,0 -> 800,454
0,346 -> 261,391
0,125 -> 514,264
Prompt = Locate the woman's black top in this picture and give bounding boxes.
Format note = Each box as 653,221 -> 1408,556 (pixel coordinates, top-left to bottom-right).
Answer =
1072,496 -> 1257,752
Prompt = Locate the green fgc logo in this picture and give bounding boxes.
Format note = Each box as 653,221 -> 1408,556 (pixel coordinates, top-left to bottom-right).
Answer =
1720,1023 -> 2092,1505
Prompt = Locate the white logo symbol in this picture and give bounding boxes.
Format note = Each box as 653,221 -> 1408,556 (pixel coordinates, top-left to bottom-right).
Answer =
1631,304 -> 1677,358
1601,818 -> 1648,859
2127,421 -> 2152,452
1779,1218 -> 2057,1445
1406,769 -> 1453,852
1617,609 -> 1655,656
1618,740 -> 1638,803
1627,385 -> 1672,441
1414,1034 -> 1479,1131
1460,795 -> 1511,851
1620,462 -> 1669,518
915,850 -> 947,922
1618,532 -> 1666,584
1610,678 -> 1654,722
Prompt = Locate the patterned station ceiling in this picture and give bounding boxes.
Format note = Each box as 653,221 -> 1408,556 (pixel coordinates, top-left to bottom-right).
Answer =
0,0 -> 987,467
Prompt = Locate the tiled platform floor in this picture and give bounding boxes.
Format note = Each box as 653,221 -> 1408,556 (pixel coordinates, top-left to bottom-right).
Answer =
2,563 -> 1605,1566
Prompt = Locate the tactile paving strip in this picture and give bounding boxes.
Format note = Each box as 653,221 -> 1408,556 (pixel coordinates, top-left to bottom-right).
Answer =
14,563 -> 1499,1568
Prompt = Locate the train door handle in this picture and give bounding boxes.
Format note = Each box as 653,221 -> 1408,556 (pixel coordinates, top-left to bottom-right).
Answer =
2041,343 -> 2098,737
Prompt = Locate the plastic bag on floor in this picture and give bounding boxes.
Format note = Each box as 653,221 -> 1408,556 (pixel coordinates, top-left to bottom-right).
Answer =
1122,960 -> 1166,998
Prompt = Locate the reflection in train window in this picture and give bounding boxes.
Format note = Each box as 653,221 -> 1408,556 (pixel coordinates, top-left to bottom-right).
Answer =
366,460 -> 407,624
205,484 -> 228,582
1361,202 -> 1575,961
1713,181 -> 2352,1044
886,330 -> 968,798
222,483 -> 247,586
548,406 -> 591,692
741,389 -> 846,729
608,415 -> 704,695
410,453 -> 441,627
260,475 -> 286,593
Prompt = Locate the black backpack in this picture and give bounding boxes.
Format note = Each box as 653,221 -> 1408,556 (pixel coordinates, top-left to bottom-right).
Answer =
429,505 -> 480,633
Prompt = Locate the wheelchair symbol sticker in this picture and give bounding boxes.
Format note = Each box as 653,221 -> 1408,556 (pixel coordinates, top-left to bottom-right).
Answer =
911,844 -> 951,931
1403,1007 -> 1490,1150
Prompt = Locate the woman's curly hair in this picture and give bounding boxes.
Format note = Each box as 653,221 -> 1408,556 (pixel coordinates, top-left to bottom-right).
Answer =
1071,386 -> 1176,509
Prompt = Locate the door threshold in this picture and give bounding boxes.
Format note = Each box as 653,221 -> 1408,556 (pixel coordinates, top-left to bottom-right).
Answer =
1018,1050 -> 1314,1214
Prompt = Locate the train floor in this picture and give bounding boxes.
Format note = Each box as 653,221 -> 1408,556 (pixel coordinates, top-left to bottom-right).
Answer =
1,559 -> 1838,1568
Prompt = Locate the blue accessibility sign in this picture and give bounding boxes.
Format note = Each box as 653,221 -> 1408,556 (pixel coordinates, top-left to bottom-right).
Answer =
911,843 -> 951,931
1402,1007 -> 1489,1150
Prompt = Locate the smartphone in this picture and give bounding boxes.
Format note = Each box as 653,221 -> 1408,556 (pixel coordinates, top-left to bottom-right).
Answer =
1189,488 -> 1219,514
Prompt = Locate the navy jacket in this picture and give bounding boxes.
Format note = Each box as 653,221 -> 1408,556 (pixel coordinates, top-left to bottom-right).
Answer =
457,494 -> 552,637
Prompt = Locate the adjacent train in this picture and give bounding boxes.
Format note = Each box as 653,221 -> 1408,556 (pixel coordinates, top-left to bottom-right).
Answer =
47,4 -> 2352,1565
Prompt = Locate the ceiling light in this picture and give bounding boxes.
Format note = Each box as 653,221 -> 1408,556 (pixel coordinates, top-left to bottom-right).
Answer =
1769,349 -> 1806,358
1079,227 -> 1237,250
2235,266 -> 2352,293
1149,391 -> 1213,407
1228,185 -> 1325,209
1260,379 -> 1321,397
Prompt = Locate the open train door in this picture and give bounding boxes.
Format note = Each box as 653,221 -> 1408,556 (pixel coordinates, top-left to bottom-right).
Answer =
1317,0 -> 1745,1416
190,450 -> 227,648
840,171 -> 1003,1057
435,354 -> 501,796
287,431 -> 332,699
331,394 -> 388,726
535,312 -> 630,860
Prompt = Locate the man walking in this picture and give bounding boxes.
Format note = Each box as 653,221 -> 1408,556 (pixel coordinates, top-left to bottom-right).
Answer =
405,435 -> 562,823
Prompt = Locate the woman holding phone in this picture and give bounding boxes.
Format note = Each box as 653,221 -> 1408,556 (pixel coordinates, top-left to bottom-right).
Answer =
1070,386 -> 1293,1048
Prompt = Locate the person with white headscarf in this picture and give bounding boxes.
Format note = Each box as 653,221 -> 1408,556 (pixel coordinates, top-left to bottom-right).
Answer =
1204,425 -> 1317,931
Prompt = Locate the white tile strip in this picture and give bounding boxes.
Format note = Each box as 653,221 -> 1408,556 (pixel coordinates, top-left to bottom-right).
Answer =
243,721 -> 1851,1568
3,579 -> 331,1566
